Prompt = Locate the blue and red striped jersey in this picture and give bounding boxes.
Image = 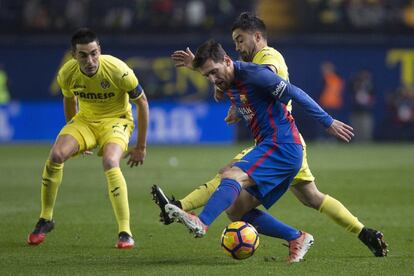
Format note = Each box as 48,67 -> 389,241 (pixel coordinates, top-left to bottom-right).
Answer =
226,61 -> 333,144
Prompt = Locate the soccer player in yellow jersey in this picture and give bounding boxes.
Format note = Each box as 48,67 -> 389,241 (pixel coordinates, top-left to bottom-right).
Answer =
27,28 -> 149,249
153,12 -> 388,257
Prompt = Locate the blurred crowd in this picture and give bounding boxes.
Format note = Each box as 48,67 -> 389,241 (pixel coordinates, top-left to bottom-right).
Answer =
298,0 -> 414,33
0,0 -> 253,34
1,0 -> 414,34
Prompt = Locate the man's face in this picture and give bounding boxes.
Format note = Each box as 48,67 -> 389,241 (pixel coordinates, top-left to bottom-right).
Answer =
73,41 -> 101,76
232,28 -> 258,62
197,57 -> 233,91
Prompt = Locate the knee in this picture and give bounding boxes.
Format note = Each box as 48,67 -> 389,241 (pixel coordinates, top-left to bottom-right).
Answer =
102,155 -> 120,170
301,191 -> 325,209
49,148 -> 69,164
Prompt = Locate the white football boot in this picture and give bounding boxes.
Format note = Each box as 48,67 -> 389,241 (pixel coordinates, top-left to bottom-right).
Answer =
165,203 -> 208,237
287,231 -> 314,263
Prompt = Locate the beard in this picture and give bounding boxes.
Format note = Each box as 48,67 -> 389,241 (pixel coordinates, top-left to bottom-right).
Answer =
239,51 -> 253,62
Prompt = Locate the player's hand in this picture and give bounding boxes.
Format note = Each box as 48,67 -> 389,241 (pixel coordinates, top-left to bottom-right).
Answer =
326,119 -> 354,143
124,146 -> 146,167
224,105 -> 241,124
171,47 -> 195,69
214,86 -> 225,102
82,150 -> 93,156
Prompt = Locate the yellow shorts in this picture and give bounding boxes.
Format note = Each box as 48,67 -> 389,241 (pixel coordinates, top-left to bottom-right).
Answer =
232,134 -> 315,186
58,115 -> 134,156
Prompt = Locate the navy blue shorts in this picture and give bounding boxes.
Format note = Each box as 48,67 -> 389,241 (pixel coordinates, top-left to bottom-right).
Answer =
233,141 -> 303,209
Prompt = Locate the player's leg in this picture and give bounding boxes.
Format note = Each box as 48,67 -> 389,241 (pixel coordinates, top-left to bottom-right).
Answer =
165,166 -> 249,237
290,136 -> 387,256
290,180 -> 363,232
27,134 -> 80,245
226,189 -> 301,241
100,118 -> 134,249
178,147 -> 253,211
152,147 -> 253,224
226,189 -> 314,263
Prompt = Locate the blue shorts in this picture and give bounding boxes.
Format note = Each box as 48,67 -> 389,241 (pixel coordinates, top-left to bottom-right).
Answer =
233,141 -> 303,209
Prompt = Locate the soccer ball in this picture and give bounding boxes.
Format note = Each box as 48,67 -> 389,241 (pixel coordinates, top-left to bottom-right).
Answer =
220,221 -> 260,260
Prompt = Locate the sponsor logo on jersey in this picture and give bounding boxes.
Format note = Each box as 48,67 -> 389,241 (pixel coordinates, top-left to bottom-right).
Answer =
73,91 -> 115,100
272,81 -> 287,98
238,106 -> 254,121
101,79 -> 110,89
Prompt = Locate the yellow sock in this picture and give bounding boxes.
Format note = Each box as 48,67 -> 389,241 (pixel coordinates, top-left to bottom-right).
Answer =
40,160 -> 64,220
105,167 -> 131,236
180,174 -> 221,211
319,195 -> 364,234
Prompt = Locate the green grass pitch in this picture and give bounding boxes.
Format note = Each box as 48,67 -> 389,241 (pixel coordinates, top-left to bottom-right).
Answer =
0,143 -> 413,275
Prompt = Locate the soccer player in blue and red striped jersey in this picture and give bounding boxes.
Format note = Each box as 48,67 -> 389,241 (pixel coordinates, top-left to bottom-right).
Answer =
165,40 -> 354,263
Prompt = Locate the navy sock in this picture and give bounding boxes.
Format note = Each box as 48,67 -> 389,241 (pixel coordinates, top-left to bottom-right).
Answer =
242,208 -> 300,241
199,178 -> 241,225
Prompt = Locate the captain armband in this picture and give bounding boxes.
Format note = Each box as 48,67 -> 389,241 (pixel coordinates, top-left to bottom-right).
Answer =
128,84 -> 144,100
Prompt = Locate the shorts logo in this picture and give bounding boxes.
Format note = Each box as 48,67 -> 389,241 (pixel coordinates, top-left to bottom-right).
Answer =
101,79 -> 110,89
272,81 -> 287,98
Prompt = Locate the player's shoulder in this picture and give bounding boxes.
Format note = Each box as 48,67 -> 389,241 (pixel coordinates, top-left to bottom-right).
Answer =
59,58 -> 78,76
57,59 -> 78,87
101,55 -> 133,78
101,55 -> 129,70
253,46 -> 284,63
236,61 -> 272,82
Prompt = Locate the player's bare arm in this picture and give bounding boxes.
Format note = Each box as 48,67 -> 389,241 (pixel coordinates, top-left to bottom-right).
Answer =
125,93 -> 149,167
63,96 -> 77,122
326,119 -> 354,143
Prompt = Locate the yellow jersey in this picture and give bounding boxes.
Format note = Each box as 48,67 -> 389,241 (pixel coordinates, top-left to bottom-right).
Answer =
57,55 -> 140,121
252,46 -> 292,111
252,46 -> 289,81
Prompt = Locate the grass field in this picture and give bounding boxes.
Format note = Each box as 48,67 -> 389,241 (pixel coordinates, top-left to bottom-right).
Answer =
0,143 -> 413,275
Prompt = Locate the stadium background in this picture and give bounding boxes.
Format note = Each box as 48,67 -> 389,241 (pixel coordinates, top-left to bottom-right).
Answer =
1,1 -> 414,275
1,0 -> 414,144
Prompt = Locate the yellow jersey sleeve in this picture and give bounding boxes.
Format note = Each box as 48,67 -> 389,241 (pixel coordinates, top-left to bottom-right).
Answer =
113,59 -> 139,92
252,47 -> 289,81
253,46 -> 292,112
57,59 -> 78,98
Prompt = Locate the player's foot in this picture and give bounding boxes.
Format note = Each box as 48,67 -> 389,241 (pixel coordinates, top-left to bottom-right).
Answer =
116,231 -> 135,249
358,227 -> 388,257
287,231 -> 314,263
151,184 -> 181,225
165,203 -> 208,237
27,218 -> 55,245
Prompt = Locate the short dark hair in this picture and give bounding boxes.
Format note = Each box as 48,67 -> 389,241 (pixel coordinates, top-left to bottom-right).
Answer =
193,40 -> 227,69
71,28 -> 99,50
231,12 -> 267,39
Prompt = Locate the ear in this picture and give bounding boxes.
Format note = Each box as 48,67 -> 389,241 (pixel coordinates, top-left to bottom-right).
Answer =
254,32 -> 261,43
224,55 -> 231,66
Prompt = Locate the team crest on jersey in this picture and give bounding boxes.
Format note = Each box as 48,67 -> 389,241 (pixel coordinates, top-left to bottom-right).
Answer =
240,94 -> 248,104
101,79 -> 110,89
